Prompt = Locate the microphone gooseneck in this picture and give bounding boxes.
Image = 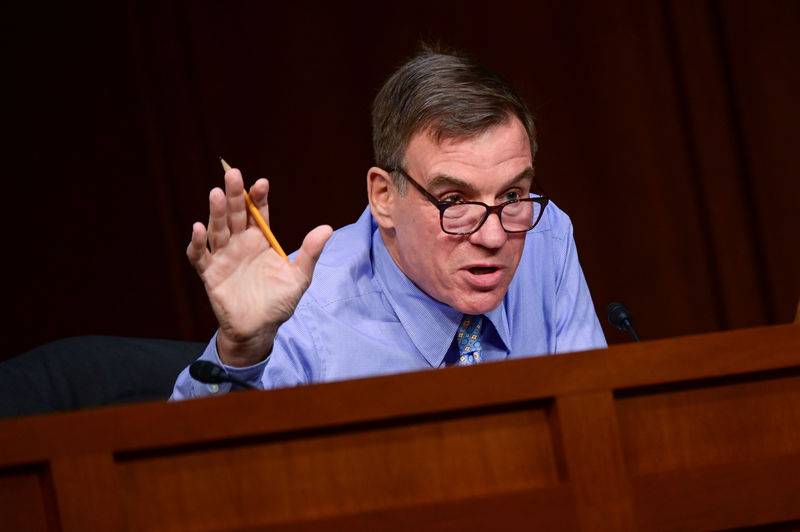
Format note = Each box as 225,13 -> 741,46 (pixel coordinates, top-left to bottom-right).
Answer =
189,361 -> 257,390
606,302 -> 641,343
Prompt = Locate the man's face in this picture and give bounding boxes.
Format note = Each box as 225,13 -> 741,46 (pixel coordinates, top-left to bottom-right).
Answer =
384,118 -> 534,315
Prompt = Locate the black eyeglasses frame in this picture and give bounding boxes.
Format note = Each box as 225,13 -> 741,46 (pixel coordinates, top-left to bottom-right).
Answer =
387,167 -> 550,235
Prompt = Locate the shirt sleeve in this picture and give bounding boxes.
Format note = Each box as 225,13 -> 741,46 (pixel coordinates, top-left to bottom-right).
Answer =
552,220 -> 608,353
262,301 -> 322,387
169,301 -> 325,400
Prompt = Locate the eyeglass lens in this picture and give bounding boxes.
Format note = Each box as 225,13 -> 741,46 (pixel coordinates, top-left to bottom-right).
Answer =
442,200 -> 541,234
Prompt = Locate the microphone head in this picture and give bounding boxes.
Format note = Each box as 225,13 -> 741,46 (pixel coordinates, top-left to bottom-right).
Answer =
189,360 -> 228,384
606,302 -> 633,331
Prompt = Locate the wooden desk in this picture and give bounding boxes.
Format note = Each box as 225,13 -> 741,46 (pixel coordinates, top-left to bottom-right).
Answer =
2,324 -> 799,531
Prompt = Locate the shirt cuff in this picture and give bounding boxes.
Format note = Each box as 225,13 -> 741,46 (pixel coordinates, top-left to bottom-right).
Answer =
190,331 -> 269,398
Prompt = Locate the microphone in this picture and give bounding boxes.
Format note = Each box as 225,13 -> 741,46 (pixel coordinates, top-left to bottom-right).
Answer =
189,361 -> 257,390
606,302 -> 641,343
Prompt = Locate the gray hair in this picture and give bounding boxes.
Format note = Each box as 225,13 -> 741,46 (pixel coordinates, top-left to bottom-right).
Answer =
371,46 -> 537,192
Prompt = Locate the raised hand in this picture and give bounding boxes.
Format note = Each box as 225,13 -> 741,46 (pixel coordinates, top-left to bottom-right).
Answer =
186,168 -> 332,366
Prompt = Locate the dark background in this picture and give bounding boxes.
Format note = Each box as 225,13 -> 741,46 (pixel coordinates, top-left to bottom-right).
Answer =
4,0 -> 799,360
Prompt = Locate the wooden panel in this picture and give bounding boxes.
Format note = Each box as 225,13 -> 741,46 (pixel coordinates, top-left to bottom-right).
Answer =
1,327 -> 799,530
237,488 -> 578,532
553,392 -> 636,532
49,453 -> 124,532
617,368 -> 800,530
1,325 -> 798,469
116,407 -> 561,530
0,464 -> 56,532
632,455 -> 800,531
616,372 -> 800,475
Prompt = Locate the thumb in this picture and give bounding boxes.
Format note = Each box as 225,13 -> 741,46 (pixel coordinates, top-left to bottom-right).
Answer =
292,225 -> 334,281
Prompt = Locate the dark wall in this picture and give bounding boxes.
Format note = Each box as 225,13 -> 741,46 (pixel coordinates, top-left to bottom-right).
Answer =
5,0 -> 799,359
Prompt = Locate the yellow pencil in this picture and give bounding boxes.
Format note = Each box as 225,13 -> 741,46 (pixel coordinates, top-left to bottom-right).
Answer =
219,157 -> 289,262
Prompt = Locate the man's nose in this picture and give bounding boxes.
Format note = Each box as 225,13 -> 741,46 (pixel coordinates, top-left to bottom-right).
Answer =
467,212 -> 507,249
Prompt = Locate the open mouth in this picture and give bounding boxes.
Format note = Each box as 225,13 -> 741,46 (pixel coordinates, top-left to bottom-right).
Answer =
469,266 -> 499,275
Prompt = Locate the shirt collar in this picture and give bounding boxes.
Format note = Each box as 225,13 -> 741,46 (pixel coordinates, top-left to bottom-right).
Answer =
370,218 -> 511,366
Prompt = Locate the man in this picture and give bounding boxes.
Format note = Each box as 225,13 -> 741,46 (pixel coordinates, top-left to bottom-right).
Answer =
171,48 -> 606,400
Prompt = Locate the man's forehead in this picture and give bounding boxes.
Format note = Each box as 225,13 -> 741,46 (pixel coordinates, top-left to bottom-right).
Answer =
403,120 -> 533,187
416,120 -> 519,149
406,118 -> 530,158
426,167 -> 535,191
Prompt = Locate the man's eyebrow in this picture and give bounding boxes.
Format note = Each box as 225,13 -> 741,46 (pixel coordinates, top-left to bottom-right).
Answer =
509,167 -> 536,187
427,174 -> 475,192
427,167 -> 535,192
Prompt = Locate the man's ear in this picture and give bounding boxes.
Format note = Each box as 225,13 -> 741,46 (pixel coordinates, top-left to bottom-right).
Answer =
367,166 -> 397,230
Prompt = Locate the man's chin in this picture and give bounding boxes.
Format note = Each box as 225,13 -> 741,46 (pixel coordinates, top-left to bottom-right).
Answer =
450,290 -> 506,315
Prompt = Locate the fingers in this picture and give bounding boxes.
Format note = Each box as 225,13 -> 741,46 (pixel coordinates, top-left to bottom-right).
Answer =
206,187 -> 229,252
224,169 -> 248,234
186,222 -> 211,273
293,225 -> 334,281
248,178 -> 271,227
206,169 -> 251,252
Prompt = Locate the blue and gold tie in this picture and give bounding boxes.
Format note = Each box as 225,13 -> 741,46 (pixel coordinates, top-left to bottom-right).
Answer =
456,315 -> 484,365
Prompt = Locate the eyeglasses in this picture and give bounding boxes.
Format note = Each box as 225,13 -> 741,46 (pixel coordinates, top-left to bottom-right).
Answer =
389,167 -> 549,235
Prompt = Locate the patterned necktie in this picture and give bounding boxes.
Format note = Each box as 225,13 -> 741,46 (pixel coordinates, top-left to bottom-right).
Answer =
456,315 -> 484,365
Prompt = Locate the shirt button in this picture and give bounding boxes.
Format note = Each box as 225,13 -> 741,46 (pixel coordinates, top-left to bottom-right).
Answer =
208,383 -> 220,394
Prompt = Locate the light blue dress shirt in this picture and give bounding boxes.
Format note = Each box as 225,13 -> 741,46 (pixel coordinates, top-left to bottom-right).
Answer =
170,202 -> 606,400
